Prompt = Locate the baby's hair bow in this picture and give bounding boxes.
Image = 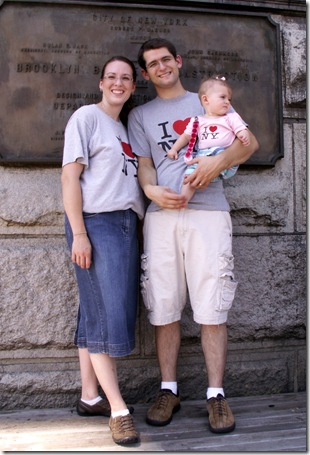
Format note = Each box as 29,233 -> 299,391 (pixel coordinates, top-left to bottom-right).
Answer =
215,76 -> 226,81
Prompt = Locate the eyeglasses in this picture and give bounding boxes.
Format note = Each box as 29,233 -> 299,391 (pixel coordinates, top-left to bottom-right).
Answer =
103,74 -> 133,83
145,56 -> 174,70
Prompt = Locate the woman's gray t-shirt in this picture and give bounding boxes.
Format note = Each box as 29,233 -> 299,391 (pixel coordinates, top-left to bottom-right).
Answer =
63,104 -> 144,219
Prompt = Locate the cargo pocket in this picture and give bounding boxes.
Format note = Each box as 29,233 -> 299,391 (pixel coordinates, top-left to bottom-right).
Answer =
217,254 -> 238,312
140,253 -> 152,311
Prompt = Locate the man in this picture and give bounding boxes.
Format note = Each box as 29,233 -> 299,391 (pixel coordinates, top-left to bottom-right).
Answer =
128,38 -> 258,433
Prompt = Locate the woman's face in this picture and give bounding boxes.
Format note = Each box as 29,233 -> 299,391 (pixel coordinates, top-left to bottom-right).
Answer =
99,60 -> 136,106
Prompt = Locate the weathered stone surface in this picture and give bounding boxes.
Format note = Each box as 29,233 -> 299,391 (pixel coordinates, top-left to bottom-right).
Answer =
0,238 -> 77,348
0,369 -> 80,410
293,123 -> 306,232
0,340 -> 305,408
2,233 -> 304,351
280,16 -> 307,106
224,344 -> 305,397
228,234 -> 306,341
225,123 -> 294,234
0,167 -> 64,235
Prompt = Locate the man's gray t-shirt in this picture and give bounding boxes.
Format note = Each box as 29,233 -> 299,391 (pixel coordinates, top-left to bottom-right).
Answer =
128,91 -> 230,212
63,104 -> 144,219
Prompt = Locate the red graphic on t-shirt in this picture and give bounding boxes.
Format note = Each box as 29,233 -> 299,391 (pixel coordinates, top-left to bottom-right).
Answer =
117,136 -> 138,177
121,141 -> 135,158
173,117 -> 191,135
209,126 -> 217,132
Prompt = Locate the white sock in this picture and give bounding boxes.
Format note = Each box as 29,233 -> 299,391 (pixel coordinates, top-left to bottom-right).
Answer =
81,396 -> 102,405
161,381 -> 178,395
207,387 -> 224,400
111,408 -> 130,418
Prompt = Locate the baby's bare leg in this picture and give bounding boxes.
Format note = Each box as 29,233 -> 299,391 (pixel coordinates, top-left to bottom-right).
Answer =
181,182 -> 196,203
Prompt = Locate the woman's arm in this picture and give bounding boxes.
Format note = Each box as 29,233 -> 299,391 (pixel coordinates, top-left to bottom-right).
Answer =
61,162 -> 92,269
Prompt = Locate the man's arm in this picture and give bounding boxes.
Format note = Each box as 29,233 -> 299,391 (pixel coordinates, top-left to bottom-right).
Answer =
138,156 -> 187,209
183,129 -> 259,188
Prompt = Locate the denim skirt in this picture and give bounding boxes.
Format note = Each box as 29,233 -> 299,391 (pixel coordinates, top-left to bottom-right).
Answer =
65,210 -> 139,357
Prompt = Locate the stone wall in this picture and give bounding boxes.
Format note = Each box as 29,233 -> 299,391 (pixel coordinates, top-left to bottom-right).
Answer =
0,0 -> 306,409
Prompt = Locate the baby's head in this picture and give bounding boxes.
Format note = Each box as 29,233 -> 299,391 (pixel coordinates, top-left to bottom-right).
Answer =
198,75 -> 233,116
198,75 -> 232,102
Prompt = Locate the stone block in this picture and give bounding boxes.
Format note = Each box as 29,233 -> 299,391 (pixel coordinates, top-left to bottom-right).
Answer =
281,17 -> 306,107
0,167 -> 64,235
293,123 -> 306,232
225,124 -> 294,235
228,234 -> 306,341
0,238 -> 77,349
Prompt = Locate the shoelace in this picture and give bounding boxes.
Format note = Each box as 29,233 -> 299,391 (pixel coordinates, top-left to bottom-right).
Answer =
118,415 -> 135,432
212,396 -> 228,417
154,391 -> 172,410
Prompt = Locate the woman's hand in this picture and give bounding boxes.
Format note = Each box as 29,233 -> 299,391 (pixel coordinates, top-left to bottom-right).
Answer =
72,234 -> 92,269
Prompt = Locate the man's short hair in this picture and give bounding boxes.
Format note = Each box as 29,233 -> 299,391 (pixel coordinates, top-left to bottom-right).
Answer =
137,38 -> 178,70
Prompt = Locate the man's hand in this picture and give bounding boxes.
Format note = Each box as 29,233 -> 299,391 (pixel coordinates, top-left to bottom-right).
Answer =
183,154 -> 223,189
138,156 -> 187,208
183,131 -> 259,189
145,184 -> 187,209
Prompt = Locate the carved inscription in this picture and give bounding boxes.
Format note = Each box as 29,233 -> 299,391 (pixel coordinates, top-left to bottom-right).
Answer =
0,3 -> 282,165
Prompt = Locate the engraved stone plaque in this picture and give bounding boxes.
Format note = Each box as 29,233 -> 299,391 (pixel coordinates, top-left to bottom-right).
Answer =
0,1 -> 283,165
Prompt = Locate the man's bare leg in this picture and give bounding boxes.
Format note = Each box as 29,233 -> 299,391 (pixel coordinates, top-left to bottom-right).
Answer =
146,321 -> 181,426
155,321 -> 181,381
201,323 -> 235,433
201,323 -> 227,388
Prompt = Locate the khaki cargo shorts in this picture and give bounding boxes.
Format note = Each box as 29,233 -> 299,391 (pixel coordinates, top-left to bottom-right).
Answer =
140,209 -> 238,325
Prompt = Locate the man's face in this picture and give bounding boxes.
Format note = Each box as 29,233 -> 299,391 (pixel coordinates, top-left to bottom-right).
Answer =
141,47 -> 182,88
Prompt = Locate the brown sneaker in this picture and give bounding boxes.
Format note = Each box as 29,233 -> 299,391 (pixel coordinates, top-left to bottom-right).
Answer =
77,398 -> 110,417
109,414 -> 139,445
146,389 -> 181,426
207,394 -> 235,433
76,398 -> 134,417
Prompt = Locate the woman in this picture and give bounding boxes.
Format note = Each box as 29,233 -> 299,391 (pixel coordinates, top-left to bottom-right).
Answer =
61,56 -> 144,445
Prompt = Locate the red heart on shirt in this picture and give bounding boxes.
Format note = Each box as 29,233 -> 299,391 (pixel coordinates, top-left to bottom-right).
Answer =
121,141 -> 135,158
209,126 -> 217,132
173,118 -> 191,135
